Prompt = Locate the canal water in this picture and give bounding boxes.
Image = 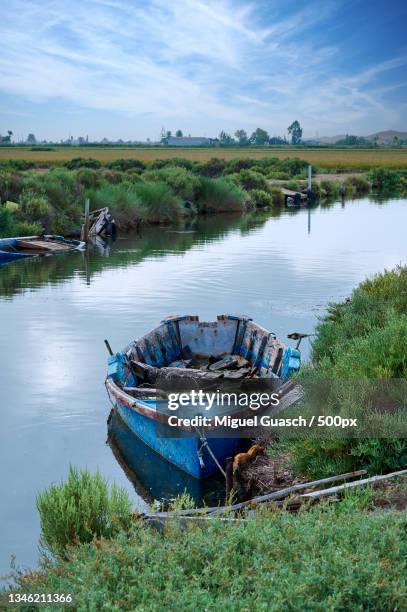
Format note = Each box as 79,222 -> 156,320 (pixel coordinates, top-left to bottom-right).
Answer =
1,196 -> 407,575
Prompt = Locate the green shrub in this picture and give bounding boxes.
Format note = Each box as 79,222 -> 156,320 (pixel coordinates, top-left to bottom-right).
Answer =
65,157 -> 101,170
197,177 -> 247,213
149,157 -> 196,171
223,158 -> 254,174
0,170 -> 21,202
76,168 -> 103,189
344,175 -> 371,195
143,167 -> 200,200
236,169 -> 270,192
106,158 -> 146,172
199,158 -> 226,178
369,167 -> 404,192
288,267 -> 407,478
20,193 -> 54,232
250,189 -> 273,208
136,181 -> 183,223
0,207 -> 13,237
36,466 -> 132,558
0,216 -> 43,238
13,501 -> 407,609
284,179 -> 299,191
89,184 -> 143,228
268,171 -> 290,180
278,157 -> 309,176
100,169 -> 124,184
319,179 -> 341,199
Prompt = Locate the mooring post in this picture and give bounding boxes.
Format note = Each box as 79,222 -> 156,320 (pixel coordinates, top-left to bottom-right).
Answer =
81,198 -> 90,242
308,164 -> 312,191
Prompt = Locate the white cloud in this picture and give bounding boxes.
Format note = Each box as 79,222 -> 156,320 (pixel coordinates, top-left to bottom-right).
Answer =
0,0 -> 405,137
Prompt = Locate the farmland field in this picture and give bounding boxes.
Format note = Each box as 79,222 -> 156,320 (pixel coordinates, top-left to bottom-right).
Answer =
1,146 -> 407,169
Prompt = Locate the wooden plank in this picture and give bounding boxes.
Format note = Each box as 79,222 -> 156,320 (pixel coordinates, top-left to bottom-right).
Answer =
301,469 -> 407,500
148,470 -> 368,519
17,240 -> 72,252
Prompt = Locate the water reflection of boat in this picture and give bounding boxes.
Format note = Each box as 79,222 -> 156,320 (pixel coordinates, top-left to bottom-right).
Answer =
108,409 -> 225,508
105,315 -> 301,478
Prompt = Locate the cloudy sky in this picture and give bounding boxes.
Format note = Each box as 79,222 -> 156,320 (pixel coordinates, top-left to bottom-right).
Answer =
1,0 -> 406,141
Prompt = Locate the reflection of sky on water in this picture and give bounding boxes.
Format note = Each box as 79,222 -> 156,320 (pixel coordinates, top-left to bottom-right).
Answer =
0,197 -> 407,574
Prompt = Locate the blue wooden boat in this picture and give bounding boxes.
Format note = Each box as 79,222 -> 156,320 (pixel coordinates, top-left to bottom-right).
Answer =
105,315 -> 301,479
0,235 -> 85,264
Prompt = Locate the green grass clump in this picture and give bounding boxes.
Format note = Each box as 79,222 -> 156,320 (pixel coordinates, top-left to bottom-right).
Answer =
287,266 -> 407,478
250,189 -> 273,208
197,177 -> 247,213
36,466 -> 132,559
135,181 -> 183,223
143,166 -> 200,200
11,499 -> 407,609
368,167 -> 406,192
235,169 -> 270,192
87,183 -> 143,228
344,175 -> 371,195
319,179 -> 341,199
64,157 -> 101,170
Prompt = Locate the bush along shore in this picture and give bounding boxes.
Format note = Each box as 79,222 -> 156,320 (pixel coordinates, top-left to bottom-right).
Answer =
4,267 -> 407,609
0,154 -> 394,238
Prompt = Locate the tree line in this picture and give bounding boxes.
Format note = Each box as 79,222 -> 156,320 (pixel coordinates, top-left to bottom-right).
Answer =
162,121 -> 303,146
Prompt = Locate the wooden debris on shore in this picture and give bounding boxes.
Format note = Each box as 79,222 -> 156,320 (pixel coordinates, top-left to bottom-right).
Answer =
142,468 -> 407,527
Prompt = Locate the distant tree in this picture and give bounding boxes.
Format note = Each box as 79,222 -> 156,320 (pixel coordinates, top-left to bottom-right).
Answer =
0,130 -> 13,143
175,129 -> 183,137
335,134 -> 370,147
393,136 -> 400,147
235,129 -> 249,146
249,128 -> 270,145
218,131 -> 234,145
269,136 -> 287,145
166,130 -> 172,139
27,133 -> 37,144
287,121 -> 302,145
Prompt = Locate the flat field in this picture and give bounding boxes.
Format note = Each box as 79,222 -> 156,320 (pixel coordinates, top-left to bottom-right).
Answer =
1,146 -> 407,169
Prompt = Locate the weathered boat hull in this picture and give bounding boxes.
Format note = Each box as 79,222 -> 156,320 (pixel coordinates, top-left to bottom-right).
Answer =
106,315 -> 301,479
0,235 -> 85,264
116,400 -> 241,478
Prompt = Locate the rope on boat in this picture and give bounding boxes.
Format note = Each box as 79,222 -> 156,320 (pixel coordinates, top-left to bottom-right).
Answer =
194,426 -> 226,479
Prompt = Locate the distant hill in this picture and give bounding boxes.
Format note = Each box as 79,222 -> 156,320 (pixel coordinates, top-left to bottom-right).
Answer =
306,130 -> 407,145
366,130 -> 407,145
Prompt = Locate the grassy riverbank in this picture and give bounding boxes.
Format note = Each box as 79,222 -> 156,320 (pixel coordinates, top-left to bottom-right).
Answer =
1,154 -> 397,238
5,479 -> 407,610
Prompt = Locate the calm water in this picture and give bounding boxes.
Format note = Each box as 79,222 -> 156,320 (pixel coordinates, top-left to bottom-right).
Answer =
1,196 -> 407,574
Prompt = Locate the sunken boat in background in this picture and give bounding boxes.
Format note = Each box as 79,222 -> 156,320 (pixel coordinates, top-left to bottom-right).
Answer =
0,235 -> 85,264
105,315 -> 301,479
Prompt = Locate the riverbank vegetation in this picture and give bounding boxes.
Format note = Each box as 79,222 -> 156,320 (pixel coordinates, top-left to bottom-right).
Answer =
284,266 -> 407,478
7,484 -> 407,609
1,153 -> 398,238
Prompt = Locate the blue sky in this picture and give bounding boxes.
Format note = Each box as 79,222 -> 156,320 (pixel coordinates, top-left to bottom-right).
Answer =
0,0 -> 406,141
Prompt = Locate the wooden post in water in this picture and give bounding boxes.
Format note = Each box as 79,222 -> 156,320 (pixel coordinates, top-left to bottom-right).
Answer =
307,164 -> 312,191
81,198 -> 90,242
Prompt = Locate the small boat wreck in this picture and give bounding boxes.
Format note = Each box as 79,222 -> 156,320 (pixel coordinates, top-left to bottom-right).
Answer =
0,235 -> 85,264
105,315 -> 301,479
282,188 -> 308,207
